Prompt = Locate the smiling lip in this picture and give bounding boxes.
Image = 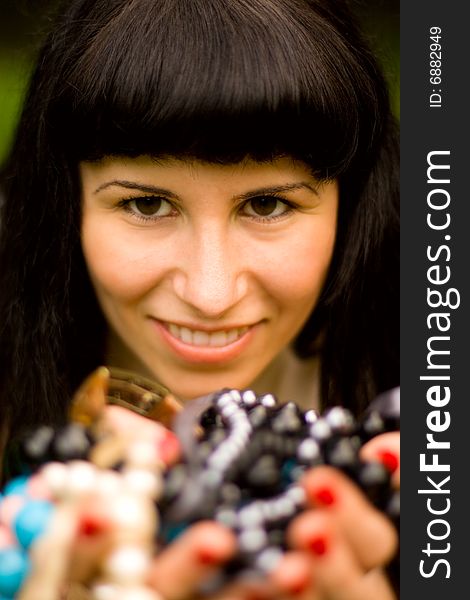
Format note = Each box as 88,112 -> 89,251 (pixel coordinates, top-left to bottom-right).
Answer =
150,319 -> 258,364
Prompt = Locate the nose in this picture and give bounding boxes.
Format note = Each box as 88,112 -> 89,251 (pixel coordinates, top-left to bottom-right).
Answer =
173,226 -> 248,317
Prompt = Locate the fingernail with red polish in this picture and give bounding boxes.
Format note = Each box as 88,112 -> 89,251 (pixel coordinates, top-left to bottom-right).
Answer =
246,591 -> 269,600
312,487 -> 336,506
378,450 -> 399,473
196,546 -> 222,565
158,431 -> 181,465
77,513 -> 109,537
308,536 -> 328,556
287,578 -> 310,596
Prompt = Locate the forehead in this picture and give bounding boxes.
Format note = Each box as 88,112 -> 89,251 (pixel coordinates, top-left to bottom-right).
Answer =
79,155 -> 320,191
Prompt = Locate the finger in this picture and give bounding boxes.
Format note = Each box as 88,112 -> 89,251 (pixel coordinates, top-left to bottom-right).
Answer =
68,499 -> 114,583
269,551 -> 319,600
104,405 -> 168,441
18,504 -> 78,600
103,406 -> 181,465
360,432 -> 400,489
147,521 -> 236,600
68,487 -> 158,590
206,553 -> 316,600
353,567 -> 397,600
296,466 -> 398,570
287,510 -> 396,600
206,580 -> 273,600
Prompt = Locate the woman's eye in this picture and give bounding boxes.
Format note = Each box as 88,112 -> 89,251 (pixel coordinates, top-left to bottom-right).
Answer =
243,196 -> 291,219
125,196 -> 173,218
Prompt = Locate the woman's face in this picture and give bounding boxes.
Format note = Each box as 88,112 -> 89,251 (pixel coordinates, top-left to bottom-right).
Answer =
80,156 -> 338,401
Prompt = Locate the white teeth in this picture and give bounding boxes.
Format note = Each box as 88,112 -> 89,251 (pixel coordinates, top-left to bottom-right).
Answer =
169,323 -> 179,337
226,329 -> 239,344
193,331 -> 210,346
166,323 -> 249,347
180,327 -> 193,344
210,331 -> 228,347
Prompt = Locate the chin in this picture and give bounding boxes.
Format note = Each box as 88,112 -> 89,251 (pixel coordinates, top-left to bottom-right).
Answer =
170,373 -> 253,402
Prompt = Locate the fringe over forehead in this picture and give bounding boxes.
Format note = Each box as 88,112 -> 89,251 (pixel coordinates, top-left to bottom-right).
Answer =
43,0 -> 388,176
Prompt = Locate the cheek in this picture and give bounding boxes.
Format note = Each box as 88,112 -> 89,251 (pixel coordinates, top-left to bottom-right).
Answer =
258,223 -> 336,308
81,218 -> 162,302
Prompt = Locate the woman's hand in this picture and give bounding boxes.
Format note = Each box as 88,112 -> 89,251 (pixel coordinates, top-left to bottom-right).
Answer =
101,404 -> 181,465
104,407 -> 241,599
277,431 -> 400,600
165,432 -> 401,600
18,401 -> 399,600
146,521 -> 236,599
20,511 -> 237,600
79,415 -> 399,600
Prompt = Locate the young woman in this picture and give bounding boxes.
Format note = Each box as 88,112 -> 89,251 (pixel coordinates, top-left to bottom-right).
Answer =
0,0 -> 399,598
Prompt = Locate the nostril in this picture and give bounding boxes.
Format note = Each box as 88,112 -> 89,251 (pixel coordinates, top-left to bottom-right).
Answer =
171,267 -> 248,318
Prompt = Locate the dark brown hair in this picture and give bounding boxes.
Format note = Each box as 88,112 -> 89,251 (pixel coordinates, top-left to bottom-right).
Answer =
0,0 -> 399,440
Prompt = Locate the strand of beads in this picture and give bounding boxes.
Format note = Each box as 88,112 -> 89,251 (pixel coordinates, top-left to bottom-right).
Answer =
0,416 -> 171,599
157,387 -> 400,586
90,436 -> 164,600
0,383 -> 399,597
0,474 -> 55,599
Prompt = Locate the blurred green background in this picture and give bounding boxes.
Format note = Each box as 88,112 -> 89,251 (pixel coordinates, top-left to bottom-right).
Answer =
0,0 -> 399,169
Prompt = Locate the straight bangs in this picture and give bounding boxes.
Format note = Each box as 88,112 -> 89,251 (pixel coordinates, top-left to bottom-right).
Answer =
48,0 -> 387,176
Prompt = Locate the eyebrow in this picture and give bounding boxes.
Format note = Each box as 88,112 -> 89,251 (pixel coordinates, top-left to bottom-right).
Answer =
237,182 -> 319,199
94,180 -> 177,197
93,180 -> 319,198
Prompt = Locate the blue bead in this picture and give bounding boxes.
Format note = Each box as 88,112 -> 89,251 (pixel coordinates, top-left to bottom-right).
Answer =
2,476 -> 30,498
0,547 -> 30,598
161,521 -> 189,543
13,499 -> 54,550
281,458 -> 297,484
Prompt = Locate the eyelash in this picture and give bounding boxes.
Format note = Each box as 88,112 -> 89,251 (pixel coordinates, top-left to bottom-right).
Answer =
240,196 -> 296,223
117,196 -> 177,223
116,195 -> 297,224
